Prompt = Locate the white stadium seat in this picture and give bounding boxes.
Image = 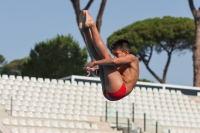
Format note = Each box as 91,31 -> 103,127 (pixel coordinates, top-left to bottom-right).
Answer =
2,118 -> 10,125
91,123 -> 98,129
75,122 -> 83,129
9,75 -> 16,80
2,74 -> 8,79
11,127 -> 19,133
67,122 -> 75,128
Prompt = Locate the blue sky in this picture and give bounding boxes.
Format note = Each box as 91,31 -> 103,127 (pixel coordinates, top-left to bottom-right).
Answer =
0,0 -> 200,86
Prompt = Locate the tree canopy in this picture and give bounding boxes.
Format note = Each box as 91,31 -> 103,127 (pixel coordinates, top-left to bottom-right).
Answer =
1,58 -> 24,76
138,78 -> 153,83
22,35 -> 88,79
107,16 -> 195,83
0,54 -> 6,74
0,54 -> 6,66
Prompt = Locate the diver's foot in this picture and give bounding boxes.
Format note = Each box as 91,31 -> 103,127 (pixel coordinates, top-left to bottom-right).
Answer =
83,10 -> 95,28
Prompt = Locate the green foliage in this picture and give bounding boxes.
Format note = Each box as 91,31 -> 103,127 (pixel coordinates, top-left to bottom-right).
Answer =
22,35 -> 88,79
0,68 -> 2,74
0,55 -> 5,64
138,78 -> 153,83
0,54 -> 6,66
0,54 -> 7,74
107,16 -> 195,57
1,59 -> 24,76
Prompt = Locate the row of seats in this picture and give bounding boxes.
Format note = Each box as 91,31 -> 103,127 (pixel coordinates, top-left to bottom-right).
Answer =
124,100 -> 195,106
1,97 -> 104,105
147,112 -> 200,121
9,112 -> 88,121
160,121 -> 200,128
109,102 -> 198,110
109,106 -> 199,117
163,128 -> 200,133
134,86 -> 182,94
0,77 -> 68,85
6,104 -> 104,111
9,127 -> 108,133
134,99 -> 192,104
0,76 -> 100,88
110,95 -> 187,103
134,102 -> 199,108
0,75 -> 70,84
1,90 -> 103,99
0,84 -> 101,92
131,92 -> 185,98
131,92 -> 184,98
10,110 -> 103,117
2,99 -> 104,107
150,114 -> 199,122
2,118 -> 99,129
134,104 -> 200,111
6,108 -> 104,117
10,128 -> 91,133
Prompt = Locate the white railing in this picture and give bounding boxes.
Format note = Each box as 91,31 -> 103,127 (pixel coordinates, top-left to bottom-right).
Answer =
1,74 -> 200,93
60,75 -> 200,92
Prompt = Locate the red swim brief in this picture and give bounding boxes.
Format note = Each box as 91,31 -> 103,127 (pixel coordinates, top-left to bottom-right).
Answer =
103,83 -> 126,101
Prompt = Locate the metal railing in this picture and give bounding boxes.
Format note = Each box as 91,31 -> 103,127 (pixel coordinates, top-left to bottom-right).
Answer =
105,101 -> 171,133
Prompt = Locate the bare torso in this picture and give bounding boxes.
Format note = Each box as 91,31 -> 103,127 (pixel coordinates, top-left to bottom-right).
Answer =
116,58 -> 139,95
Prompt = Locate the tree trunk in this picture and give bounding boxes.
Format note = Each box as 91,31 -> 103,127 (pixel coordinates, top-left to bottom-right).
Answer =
193,24 -> 200,86
139,49 -> 163,83
162,49 -> 173,84
188,0 -> 200,87
96,0 -> 107,33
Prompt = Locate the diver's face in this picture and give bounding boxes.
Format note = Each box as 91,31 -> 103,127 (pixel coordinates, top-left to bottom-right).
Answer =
112,49 -> 128,58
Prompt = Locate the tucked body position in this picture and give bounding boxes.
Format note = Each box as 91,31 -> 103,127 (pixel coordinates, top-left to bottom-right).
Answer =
79,10 -> 139,101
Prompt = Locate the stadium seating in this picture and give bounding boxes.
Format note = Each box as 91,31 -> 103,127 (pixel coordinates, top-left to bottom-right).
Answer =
0,74 -> 200,133
0,75 -> 120,133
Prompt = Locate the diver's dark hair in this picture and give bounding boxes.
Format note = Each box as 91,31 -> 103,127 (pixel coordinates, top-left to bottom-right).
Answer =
110,39 -> 132,54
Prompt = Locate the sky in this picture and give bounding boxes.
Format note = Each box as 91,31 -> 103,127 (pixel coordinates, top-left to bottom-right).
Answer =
1,0 -> 200,87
